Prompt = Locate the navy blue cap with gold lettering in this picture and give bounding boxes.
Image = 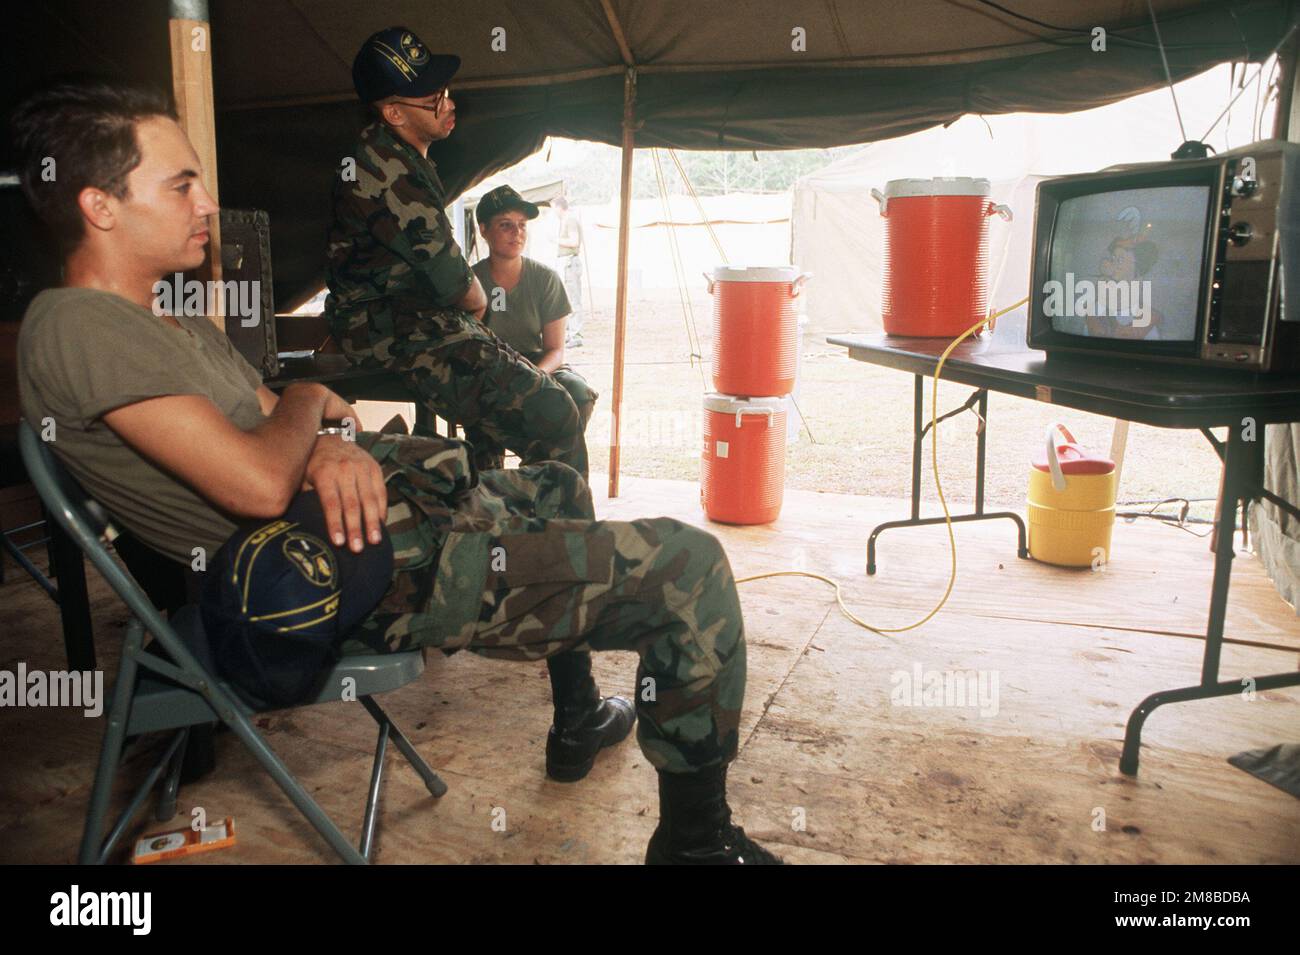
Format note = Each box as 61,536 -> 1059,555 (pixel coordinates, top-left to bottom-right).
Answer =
352,26 -> 460,103
200,492 -> 394,707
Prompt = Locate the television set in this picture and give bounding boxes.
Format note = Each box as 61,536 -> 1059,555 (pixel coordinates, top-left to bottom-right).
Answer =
1028,139 -> 1300,372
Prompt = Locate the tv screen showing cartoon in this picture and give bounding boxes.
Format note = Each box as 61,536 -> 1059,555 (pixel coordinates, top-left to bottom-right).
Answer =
1045,186 -> 1211,342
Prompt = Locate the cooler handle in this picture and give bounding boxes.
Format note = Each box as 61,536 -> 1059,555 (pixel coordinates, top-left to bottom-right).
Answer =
703,272 -> 715,294
735,407 -> 776,429
1045,423 -> 1077,492
791,272 -> 812,297
988,202 -> 1013,222
870,187 -> 888,216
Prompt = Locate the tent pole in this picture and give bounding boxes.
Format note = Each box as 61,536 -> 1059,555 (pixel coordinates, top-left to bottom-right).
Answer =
608,67 -> 636,498
1275,29 -> 1298,141
168,0 -> 223,327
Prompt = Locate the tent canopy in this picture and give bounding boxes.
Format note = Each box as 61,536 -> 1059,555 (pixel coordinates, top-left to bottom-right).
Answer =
2,0 -> 1293,308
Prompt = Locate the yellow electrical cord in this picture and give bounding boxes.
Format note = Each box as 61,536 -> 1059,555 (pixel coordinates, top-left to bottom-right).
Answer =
735,295 -> 1032,635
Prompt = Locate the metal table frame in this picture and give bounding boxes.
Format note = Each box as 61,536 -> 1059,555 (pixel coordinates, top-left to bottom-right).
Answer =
830,334 -> 1300,775
866,375 -> 1027,576
1121,423 -> 1300,774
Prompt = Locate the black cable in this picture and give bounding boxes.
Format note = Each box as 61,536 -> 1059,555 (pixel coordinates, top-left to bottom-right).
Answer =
1118,512 -> 1214,538
971,0 -> 1090,34
1227,4 -> 1255,59
969,0 -> 1255,52
1125,496 -> 1210,512
1116,496 -> 1224,539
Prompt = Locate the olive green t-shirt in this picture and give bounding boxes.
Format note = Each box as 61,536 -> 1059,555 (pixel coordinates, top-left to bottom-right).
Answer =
470,256 -> 571,358
18,287 -> 266,564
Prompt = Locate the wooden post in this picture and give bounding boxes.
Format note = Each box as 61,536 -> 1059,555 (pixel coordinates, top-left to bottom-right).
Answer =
168,0 -> 222,327
1109,419 -> 1129,492
608,68 -> 636,498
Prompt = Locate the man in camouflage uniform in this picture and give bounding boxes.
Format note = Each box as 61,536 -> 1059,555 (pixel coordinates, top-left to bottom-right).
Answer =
341,430 -> 780,861
324,28 -> 587,479
323,27 -> 624,784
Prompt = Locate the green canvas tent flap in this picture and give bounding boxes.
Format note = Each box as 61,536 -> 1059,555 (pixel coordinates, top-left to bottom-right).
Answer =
3,0 -> 1294,309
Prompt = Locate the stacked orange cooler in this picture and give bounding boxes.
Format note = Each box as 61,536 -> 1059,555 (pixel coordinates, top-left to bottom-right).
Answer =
702,266 -> 809,524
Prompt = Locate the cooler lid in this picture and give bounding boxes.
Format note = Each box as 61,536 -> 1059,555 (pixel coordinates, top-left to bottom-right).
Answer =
711,265 -> 800,282
1032,443 -> 1115,475
884,177 -> 991,199
703,393 -> 787,414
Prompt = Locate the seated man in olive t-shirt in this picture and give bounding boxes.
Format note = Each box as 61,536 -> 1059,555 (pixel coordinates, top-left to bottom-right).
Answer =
10,79 -> 781,865
19,287 -> 268,565
469,186 -> 597,470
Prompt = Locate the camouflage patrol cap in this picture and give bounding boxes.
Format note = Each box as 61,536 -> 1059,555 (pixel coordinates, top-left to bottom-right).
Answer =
475,185 -> 540,225
353,26 -> 460,103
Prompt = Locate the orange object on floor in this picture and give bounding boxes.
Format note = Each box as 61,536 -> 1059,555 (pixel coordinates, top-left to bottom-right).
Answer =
701,394 -> 787,525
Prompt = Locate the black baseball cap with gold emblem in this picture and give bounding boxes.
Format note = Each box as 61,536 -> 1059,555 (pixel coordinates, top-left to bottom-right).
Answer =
352,26 -> 460,103
475,185 -> 541,225
200,492 -> 394,707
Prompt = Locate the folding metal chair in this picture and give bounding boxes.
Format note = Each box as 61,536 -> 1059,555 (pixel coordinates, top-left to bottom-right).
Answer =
17,420 -> 447,864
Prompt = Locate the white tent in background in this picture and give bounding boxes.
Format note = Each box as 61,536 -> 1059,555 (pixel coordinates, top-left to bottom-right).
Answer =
792,62 -> 1275,339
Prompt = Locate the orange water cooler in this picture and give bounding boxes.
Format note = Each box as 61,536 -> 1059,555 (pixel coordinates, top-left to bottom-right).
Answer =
706,266 -> 809,396
701,266 -> 808,525
701,394 -> 787,524
871,177 -> 1012,338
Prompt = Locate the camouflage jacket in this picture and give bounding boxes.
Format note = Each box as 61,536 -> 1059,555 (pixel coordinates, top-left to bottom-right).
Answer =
324,121 -> 475,354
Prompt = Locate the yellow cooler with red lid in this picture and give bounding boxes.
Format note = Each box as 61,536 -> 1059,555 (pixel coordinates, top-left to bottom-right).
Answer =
1027,424 -> 1118,567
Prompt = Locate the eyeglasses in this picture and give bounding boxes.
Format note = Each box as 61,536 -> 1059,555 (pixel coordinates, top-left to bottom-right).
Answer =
392,88 -> 451,116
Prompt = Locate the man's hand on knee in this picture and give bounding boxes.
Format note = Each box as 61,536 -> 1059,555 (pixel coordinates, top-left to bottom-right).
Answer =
303,435 -> 388,552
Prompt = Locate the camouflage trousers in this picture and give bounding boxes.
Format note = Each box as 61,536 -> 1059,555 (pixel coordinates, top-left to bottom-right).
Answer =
465,361 -> 597,472
347,306 -> 589,479
343,432 -> 746,774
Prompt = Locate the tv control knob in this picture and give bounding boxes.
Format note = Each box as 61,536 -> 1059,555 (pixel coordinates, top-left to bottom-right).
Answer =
1228,222 -> 1254,246
1230,176 -> 1258,198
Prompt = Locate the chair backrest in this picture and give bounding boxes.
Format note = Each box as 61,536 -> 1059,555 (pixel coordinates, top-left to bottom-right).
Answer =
111,530 -> 198,614
17,419 -> 192,661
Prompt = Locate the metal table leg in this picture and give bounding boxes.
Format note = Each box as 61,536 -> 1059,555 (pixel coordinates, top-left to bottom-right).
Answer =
1120,426 -> 1300,775
867,374 -> 1029,575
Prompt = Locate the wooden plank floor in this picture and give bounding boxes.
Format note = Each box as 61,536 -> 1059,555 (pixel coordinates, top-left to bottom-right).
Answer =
1,477 -> 1296,864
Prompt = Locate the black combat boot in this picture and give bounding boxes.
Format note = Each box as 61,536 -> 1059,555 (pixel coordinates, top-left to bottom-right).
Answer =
645,764 -> 785,864
545,650 -> 636,782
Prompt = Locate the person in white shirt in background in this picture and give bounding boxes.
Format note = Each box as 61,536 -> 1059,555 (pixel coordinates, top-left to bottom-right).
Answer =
554,196 -> 585,347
